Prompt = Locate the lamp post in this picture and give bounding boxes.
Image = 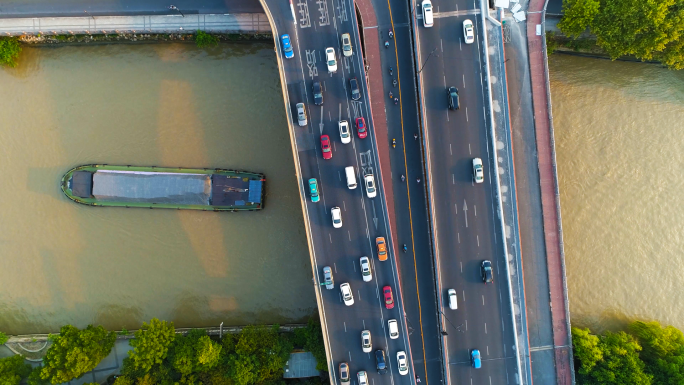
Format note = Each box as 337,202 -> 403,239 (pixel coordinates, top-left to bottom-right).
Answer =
168,5 -> 185,17
417,47 -> 438,74
84,10 -> 94,20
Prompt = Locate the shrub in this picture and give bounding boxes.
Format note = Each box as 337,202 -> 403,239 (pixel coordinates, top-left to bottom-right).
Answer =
195,31 -> 219,48
0,37 -> 22,67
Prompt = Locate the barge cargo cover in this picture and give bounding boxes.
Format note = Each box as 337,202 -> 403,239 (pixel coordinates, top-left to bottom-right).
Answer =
62,165 -> 264,211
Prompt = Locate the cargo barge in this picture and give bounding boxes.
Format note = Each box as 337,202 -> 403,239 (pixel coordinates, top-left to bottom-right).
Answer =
61,164 -> 264,211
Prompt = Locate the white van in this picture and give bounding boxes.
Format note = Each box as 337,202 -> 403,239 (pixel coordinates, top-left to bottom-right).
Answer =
345,166 -> 357,189
388,319 -> 399,339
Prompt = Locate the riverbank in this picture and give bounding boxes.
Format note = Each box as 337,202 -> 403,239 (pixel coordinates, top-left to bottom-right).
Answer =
16,31 -> 272,46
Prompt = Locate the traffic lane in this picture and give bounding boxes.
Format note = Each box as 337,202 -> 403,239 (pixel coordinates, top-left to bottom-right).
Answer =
322,261 -> 410,383
386,23 -> 445,385
448,356 -> 512,384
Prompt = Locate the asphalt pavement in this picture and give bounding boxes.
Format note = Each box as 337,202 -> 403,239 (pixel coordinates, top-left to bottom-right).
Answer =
365,1 -> 446,385
261,0 -> 418,384
412,0 -> 519,384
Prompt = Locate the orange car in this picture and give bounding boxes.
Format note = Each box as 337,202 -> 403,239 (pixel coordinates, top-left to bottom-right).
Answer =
376,237 -> 388,261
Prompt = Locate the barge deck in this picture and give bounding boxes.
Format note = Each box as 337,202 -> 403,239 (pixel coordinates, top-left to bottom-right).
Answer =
61,164 -> 264,211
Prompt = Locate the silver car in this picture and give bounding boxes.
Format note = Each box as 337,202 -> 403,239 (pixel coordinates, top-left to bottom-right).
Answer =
341,33 -> 353,57
323,266 -> 334,290
296,103 -> 307,126
473,158 -> 484,183
361,330 -> 372,353
360,256 -> 372,282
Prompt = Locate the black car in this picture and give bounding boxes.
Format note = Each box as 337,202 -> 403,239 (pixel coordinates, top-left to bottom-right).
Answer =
350,77 -> 361,100
313,81 -> 324,105
447,86 -> 460,110
481,260 -> 493,284
375,349 -> 387,374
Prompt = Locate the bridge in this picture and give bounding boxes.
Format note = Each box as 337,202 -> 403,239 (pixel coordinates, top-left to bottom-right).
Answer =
0,0 -> 574,383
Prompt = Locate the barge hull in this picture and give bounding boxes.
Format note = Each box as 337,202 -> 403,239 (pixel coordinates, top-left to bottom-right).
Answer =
61,165 -> 264,211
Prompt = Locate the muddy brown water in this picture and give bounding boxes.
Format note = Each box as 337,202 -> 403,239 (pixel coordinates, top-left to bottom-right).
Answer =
550,54 -> 684,333
0,43 -> 316,334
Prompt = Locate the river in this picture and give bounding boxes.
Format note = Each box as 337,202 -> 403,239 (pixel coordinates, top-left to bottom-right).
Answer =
550,54 -> 684,333
0,43 -> 316,334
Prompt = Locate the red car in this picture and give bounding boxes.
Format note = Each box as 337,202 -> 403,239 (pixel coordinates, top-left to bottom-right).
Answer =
356,117 -> 367,139
321,135 -> 332,159
383,286 -> 394,309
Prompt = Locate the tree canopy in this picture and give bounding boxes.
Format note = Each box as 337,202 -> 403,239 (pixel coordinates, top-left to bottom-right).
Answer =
126,318 -> 176,374
631,320 -> 684,384
223,325 -> 293,385
40,325 -> 116,384
559,0 -> 684,69
0,355 -> 32,385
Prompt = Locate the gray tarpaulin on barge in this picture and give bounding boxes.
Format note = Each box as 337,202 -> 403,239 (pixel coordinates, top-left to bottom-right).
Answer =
92,170 -> 211,205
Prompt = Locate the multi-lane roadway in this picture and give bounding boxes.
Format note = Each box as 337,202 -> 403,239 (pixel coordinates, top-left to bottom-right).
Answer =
413,0 -> 519,384
262,0 -> 417,384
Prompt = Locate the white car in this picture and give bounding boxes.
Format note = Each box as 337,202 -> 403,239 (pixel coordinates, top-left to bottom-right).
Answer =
360,256 -> 372,282
325,47 -> 337,73
473,158 -> 484,184
397,351 -> 409,375
463,19 -> 475,44
422,0 -> 434,27
339,120 -> 351,144
361,330 -> 372,353
296,103 -> 307,127
357,371 -> 368,385
341,33 -> 353,57
364,174 -> 377,198
331,206 -> 343,228
448,288 -> 458,309
340,283 -> 354,306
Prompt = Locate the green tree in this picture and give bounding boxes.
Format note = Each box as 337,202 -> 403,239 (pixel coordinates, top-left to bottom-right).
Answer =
630,320 -> 684,384
168,329 -> 222,382
558,0 -> 600,38
0,355 -> 32,385
303,319 -> 328,372
559,0 -> 684,69
225,325 -> 292,385
572,327 -> 603,375
581,330 -> 652,385
0,332 -> 9,345
40,325 -> 116,384
0,37 -> 21,67
127,318 -> 176,374
591,0 -> 683,64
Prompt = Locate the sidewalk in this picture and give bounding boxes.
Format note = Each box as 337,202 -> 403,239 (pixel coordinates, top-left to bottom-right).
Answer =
0,13 -> 270,36
524,0 -> 574,384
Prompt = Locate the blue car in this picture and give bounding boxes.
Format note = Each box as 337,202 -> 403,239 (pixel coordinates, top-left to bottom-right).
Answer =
470,349 -> 481,369
281,34 -> 294,59
309,178 -> 320,202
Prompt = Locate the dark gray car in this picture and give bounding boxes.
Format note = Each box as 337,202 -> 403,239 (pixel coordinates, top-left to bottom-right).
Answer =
350,78 -> 361,100
447,86 -> 459,110
313,81 -> 324,105
375,349 -> 387,374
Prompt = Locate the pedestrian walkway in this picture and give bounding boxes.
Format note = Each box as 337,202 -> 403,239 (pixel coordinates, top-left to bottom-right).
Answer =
0,13 -> 270,36
525,1 -> 574,384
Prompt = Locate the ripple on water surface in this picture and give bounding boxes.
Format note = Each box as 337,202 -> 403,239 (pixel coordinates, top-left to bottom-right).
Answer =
550,54 -> 684,332
0,43 -> 316,334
